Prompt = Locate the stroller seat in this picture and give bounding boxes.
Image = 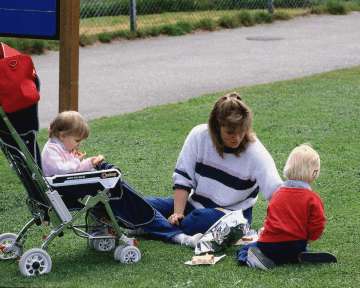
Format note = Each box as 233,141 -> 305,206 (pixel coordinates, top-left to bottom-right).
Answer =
47,169 -> 155,228
47,169 -> 121,209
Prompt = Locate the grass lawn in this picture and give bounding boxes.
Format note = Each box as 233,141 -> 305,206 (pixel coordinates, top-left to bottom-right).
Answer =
1,66 -> 360,287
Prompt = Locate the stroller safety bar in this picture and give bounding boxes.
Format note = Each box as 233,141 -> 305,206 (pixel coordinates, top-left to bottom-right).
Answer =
46,169 -> 121,190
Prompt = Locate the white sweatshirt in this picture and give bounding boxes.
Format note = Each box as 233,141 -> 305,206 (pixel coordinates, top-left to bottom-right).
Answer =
173,124 -> 283,211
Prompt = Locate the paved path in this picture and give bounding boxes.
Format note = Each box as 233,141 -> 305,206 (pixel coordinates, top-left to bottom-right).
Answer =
33,12 -> 360,128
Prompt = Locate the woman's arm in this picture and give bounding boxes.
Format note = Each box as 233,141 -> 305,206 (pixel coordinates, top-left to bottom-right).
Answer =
168,188 -> 189,225
251,140 -> 283,200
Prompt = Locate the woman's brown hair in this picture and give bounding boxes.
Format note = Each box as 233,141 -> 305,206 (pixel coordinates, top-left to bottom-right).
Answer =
208,92 -> 255,157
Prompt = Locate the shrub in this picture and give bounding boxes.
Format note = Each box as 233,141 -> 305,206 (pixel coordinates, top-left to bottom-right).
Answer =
311,4 -> 327,14
98,32 -> 113,43
126,32 -> 138,39
273,10 -> 293,20
112,30 -> 131,38
254,11 -> 273,23
29,40 -> 46,55
146,27 -> 162,37
0,38 -> 46,54
79,34 -> 97,46
237,11 -> 255,27
196,18 -> 217,31
218,15 -> 240,28
160,24 -> 187,36
326,0 -> 349,14
347,2 -> 360,11
176,21 -> 194,33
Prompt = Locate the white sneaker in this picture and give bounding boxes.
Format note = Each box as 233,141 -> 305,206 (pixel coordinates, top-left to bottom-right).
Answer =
247,246 -> 275,270
172,233 -> 203,248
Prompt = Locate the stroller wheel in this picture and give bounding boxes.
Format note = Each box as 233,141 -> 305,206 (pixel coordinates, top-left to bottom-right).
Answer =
114,245 -> 141,264
92,238 -> 116,252
0,233 -> 22,260
19,248 -> 52,277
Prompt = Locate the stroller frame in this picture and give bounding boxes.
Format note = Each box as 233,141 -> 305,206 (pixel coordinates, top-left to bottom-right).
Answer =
0,107 -> 142,277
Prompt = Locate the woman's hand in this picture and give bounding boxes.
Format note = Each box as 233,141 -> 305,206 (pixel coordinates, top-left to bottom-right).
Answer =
91,155 -> 104,166
169,188 -> 189,225
168,213 -> 184,226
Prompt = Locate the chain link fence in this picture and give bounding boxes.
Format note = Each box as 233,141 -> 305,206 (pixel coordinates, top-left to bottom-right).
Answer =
79,0 -> 317,36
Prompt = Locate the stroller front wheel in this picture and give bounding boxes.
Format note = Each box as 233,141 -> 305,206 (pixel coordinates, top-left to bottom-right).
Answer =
0,233 -> 22,260
114,245 -> 141,264
19,248 -> 52,277
92,238 -> 116,252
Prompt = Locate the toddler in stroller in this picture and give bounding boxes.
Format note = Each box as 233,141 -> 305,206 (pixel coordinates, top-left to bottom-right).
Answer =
0,44 -> 155,277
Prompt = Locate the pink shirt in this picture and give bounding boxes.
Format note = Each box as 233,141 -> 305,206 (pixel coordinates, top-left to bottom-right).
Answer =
41,137 -> 94,176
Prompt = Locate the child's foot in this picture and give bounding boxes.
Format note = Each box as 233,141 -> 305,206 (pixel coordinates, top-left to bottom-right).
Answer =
298,251 -> 337,264
172,233 -> 203,248
246,246 -> 275,270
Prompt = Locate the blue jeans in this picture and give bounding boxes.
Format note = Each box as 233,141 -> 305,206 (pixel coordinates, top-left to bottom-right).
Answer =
144,196 -> 253,241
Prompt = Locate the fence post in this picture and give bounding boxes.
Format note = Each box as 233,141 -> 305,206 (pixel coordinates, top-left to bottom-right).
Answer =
130,0 -> 137,32
267,0 -> 274,13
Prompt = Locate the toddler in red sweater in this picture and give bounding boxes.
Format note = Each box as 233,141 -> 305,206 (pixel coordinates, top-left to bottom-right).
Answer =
237,144 -> 337,270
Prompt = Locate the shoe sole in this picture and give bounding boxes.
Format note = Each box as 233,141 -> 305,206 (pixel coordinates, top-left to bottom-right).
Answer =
247,247 -> 275,270
299,252 -> 337,264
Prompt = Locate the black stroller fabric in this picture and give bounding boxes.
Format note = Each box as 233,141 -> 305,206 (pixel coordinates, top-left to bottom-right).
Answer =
2,104 -> 42,167
56,180 -> 155,228
109,182 -> 155,228
0,108 -> 47,205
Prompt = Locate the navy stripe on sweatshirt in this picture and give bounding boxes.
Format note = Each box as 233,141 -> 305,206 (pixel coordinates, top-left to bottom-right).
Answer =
174,168 -> 192,181
192,186 -> 259,208
195,162 -> 256,190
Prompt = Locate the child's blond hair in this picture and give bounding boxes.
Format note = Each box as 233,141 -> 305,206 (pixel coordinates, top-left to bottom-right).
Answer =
283,144 -> 320,183
49,111 -> 89,140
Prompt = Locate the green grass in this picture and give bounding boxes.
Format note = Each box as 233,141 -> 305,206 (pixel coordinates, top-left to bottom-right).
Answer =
1,66 -> 360,286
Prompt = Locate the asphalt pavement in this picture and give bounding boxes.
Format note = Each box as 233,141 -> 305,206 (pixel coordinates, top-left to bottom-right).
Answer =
32,12 -> 360,128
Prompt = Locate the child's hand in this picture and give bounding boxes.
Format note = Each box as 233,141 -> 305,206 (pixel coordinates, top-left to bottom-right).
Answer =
91,155 -> 104,166
73,149 -> 86,160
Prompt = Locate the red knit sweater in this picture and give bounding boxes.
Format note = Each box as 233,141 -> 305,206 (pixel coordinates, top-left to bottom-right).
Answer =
259,186 -> 326,243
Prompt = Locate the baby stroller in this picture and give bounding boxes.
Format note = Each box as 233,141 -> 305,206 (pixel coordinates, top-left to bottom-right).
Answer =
0,44 -> 155,277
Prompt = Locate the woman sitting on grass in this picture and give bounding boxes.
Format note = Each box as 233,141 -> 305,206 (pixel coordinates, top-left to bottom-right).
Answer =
237,144 -> 337,270
140,92 -> 283,247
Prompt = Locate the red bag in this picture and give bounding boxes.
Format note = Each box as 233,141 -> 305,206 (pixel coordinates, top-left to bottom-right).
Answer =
0,43 -> 40,113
